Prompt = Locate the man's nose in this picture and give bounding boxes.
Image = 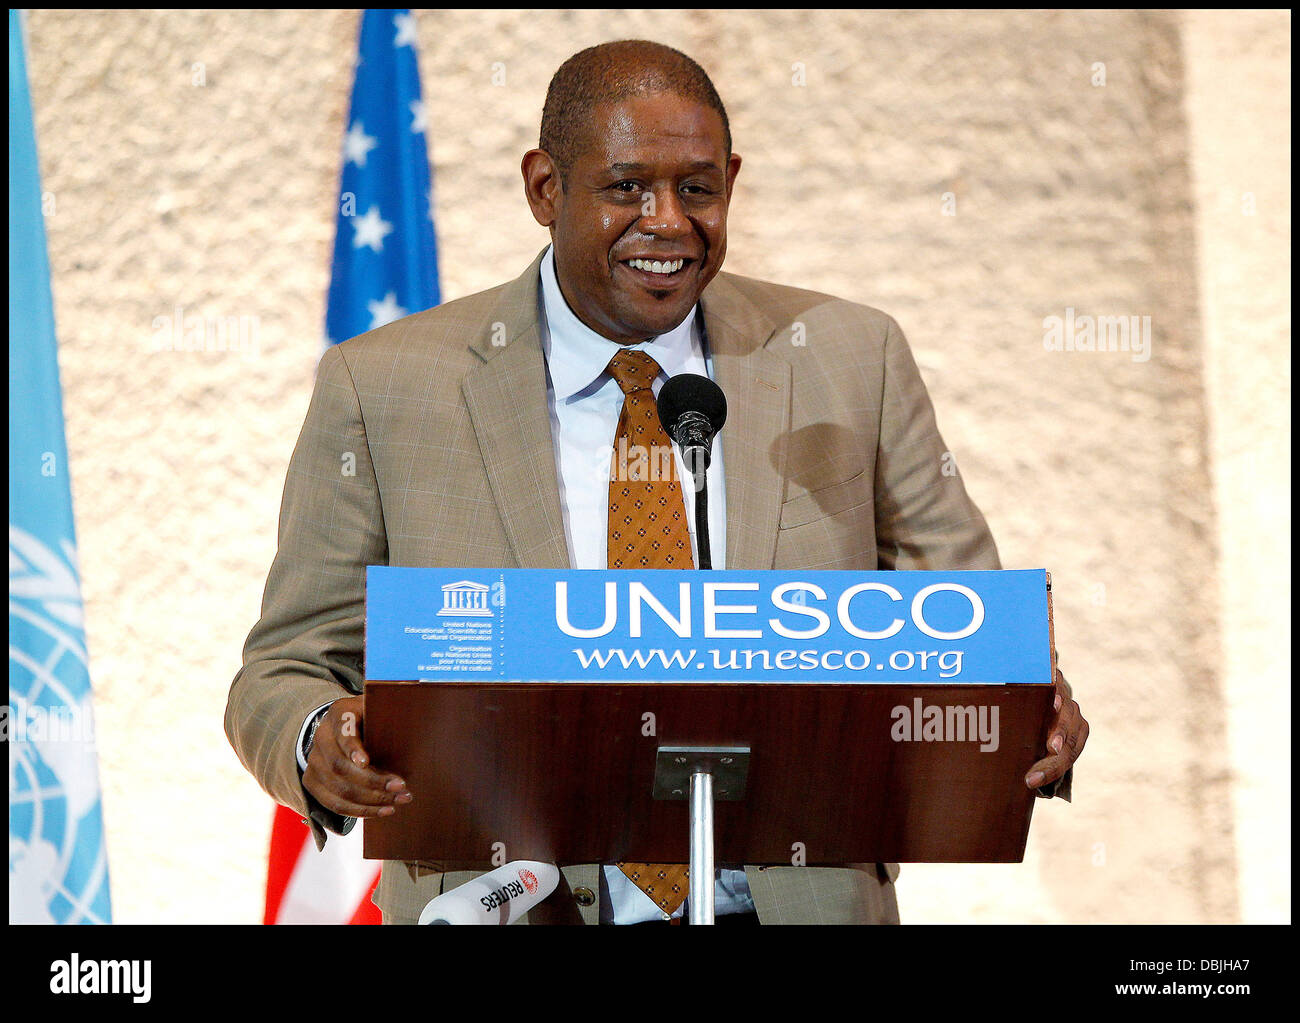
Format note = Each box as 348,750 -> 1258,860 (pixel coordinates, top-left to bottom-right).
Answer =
638,186 -> 691,238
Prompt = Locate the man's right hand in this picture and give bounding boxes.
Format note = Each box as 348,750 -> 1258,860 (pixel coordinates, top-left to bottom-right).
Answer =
301,695 -> 412,818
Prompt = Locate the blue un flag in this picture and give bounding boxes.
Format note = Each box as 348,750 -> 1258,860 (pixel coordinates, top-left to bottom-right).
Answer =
8,9 -> 112,925
326,8 -> 441,346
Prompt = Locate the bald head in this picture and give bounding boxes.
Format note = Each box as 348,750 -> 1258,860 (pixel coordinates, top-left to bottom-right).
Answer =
539,40 -> 731,182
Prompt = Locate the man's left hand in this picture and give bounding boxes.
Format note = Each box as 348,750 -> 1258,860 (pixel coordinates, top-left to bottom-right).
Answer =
1025,670 -> 1088,790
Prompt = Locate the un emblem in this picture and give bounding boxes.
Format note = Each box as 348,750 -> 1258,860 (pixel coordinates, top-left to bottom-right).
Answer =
8,526 -> 112,924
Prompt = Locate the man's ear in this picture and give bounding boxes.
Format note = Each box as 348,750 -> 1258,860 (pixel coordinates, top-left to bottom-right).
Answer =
522,149 -> 561,228
724,152 -> 742,203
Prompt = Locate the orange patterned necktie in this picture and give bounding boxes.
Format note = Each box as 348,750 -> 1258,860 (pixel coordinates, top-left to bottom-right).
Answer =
605,349 -> 694,916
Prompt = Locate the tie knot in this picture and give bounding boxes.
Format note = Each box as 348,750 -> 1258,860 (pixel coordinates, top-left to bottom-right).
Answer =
606,349 -> 662,395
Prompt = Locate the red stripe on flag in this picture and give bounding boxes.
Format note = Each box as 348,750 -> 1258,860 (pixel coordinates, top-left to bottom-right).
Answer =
348,872 -> 383,924
263,804 -> 311,925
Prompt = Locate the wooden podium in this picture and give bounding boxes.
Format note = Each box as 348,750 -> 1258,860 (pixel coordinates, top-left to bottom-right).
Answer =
362,681 -> 1054,863
362,567 -> 1057,922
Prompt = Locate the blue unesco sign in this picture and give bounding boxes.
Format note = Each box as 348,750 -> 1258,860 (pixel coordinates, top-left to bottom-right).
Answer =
365,568 -> 1052,685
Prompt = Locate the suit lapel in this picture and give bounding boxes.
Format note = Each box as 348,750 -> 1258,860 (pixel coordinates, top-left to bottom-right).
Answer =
461,251 -> 571,570
700,275 -> 792,571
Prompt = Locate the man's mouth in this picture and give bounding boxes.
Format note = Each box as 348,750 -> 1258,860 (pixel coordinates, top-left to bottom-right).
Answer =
624,257 -> 688,275
617,257 -> 697,289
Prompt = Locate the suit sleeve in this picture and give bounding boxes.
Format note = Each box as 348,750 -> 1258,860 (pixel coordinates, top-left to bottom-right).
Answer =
225,343 -> 388,847
871,315 -> 1072,800
872,315 -> 1000,572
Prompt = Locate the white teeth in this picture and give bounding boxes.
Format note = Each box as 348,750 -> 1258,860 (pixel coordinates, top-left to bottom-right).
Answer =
628,258 -> 684,274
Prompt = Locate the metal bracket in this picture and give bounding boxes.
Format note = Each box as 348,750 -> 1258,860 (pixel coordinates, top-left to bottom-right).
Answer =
652,746 -> 750,801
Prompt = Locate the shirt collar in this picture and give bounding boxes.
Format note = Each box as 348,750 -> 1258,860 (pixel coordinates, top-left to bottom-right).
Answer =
539,245 -> 700,402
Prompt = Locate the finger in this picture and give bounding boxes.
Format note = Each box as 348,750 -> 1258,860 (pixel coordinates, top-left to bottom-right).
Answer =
1026,712 -> 1088,788
329,703 -> 372,768
1041,667 -> 1081,743
1036,677 -> 1068,744
1066,711 -> 1089,759
1046,701 -> 1087,760
1054,669 -> 1073,704
304,775 -> 403,819
320,700 -> 406,788
1024,751 -> 1069,788
304,756 -> 412,815
315,741 -> 408,803
1044,699 -> 1078,755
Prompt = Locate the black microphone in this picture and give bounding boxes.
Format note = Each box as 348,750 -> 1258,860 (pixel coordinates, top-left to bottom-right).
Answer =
657,374 -> 727,569
657,373 -> 728,476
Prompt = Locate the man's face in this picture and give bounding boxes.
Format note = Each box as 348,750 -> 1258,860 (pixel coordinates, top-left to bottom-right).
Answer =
525,91 -> 742,345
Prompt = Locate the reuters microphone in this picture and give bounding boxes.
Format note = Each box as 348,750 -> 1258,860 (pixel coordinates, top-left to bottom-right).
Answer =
417,861 -> 560,925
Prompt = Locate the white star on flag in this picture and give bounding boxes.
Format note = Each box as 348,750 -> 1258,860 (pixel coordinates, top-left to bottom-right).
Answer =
343,122 -> 378,167
409,100 -> 426,134
394,13 -> 418,48
367,291 -> 407,329
352,205 -> 394,252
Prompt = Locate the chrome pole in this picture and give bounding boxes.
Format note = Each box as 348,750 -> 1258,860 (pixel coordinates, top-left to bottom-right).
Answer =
688,767 -> 715,924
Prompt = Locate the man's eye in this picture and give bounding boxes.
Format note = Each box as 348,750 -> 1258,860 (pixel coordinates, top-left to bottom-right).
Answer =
612,181 -> 640,193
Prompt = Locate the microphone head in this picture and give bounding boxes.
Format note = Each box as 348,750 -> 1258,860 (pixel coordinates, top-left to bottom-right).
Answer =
657,373 -> 728,447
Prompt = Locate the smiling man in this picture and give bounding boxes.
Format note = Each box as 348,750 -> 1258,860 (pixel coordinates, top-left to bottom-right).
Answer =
525,53 -> 740,346
227,39 -> 1087,926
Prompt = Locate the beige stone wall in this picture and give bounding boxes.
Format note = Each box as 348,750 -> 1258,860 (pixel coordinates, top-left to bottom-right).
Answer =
1182,9 -> 1291,925
22,9 -> 1289,923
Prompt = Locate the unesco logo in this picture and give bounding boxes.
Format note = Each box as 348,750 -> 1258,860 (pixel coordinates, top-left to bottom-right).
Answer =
437,580 -> 492,617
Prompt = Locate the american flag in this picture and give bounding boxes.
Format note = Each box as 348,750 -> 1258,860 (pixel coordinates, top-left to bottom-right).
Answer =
265,8 -> 440,925
326,8 -> 440,345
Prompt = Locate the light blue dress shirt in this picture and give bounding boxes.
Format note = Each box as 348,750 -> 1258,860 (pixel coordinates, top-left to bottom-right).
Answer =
536,246 -> 754,923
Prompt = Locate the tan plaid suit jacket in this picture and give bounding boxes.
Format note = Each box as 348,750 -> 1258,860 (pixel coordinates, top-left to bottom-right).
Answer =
225,247 -> 1005,924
